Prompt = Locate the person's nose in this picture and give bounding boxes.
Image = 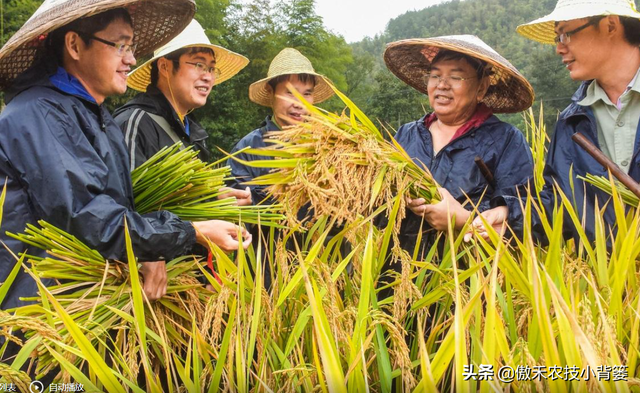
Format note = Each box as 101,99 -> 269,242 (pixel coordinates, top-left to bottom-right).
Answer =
555,41 -> 567,55
124,50 -> 136,66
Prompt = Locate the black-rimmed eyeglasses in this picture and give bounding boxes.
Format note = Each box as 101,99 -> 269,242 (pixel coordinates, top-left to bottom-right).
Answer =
554,18 -> 601,45
77,31 -> 137,56
184,62 -> 221,78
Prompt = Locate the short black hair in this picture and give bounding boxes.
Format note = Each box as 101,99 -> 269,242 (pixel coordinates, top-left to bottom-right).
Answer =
266,73 -> 317,92
587,15 -> 640,45
620,16 -> 640,46
149,47 -> 216,87
45,8 -> 133,65
430,49 -> 490,79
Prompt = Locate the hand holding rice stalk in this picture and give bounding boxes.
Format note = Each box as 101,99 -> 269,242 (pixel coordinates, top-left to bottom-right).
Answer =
232,81 -> 440,227
8,221 -> 222,384
132,144 -> 284,226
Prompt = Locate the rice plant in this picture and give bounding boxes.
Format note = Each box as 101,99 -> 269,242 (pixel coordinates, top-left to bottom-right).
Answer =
232,83 -> 440,232
0,88 -> 638,392
132,144 -> 285,226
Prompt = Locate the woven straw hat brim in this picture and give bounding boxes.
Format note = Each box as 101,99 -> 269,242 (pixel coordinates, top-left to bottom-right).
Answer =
249,72 -> 334,107
383,36 -> 535,114
517,0 -> 640,44
127,44 -> 249,92
0,0 -> 196,91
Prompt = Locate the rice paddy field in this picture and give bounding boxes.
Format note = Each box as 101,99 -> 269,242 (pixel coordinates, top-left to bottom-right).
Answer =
0,89 -> 638,392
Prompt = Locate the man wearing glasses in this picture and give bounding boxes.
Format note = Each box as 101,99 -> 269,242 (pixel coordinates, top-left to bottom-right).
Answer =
0,5 -> 254,310
115,19 -> 249,174
468,0 -> 640,244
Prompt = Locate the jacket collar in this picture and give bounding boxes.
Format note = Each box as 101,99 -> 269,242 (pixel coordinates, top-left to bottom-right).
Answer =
260,115 -> 281,134
49,67 -> 96,104
6,59 -> 101,107
144,85 -> 208,142
560,81 -> 594,121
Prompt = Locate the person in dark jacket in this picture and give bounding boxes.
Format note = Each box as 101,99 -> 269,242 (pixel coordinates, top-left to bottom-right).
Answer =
383,35 -> 535,255
115,20 -> 246,167
115,19 -> 251,205
227,48 -> 335,205
472,0 -> 640,245
0,4 -> 250,310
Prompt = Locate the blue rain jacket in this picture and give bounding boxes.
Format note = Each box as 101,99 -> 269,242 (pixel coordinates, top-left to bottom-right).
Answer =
396,114 -> 534,252
227,116 -> 280,205
500,81 -> 640,244
0,60 -> 197,309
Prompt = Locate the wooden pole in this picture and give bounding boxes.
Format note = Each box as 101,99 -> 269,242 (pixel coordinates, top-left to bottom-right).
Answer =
571,132 -> 640,199
474,156 -> 494,189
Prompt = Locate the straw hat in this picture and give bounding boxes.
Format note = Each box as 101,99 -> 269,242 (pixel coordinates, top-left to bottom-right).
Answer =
249,48 -> 334,107
383,35 -> 534,114
0,0 -> 195,91
127,19 -> 249,92
517,0 -> 640,44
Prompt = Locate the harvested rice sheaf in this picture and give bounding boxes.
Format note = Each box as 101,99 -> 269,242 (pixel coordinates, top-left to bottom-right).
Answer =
132,143 -> 284,226
235,83 -> 440,229
8,221 -> 215,381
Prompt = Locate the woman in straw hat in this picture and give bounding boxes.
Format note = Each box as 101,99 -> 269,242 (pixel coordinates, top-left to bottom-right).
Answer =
471,0 -> 640,245
115,19 -> 249,170
0,1 -> 251,310
383,35 -> 535,254
227,47 -> 334,206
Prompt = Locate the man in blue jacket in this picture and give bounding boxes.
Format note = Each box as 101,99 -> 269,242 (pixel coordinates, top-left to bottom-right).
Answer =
471,0 -> 640,244
227,48 -> 335,205
0,1 -> 250,309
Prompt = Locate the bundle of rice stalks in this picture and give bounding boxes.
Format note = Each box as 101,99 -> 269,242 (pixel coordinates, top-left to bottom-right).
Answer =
8,221 -> 218,385
580,173 -> 640,207
132,144 -> 284,226
232,84 -> 440,229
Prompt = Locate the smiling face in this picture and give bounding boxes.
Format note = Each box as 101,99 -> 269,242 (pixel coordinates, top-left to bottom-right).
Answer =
72,18 -> 136,103
158,48 -> 216,115
271,74 -> 315,127
427,58 -> 489,126
554,18 -> 610,81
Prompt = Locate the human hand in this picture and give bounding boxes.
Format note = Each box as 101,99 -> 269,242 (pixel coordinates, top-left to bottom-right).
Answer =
217,186 -> 252,206
139,261 -> 167,301
463,206 -> 509,242
407,188 -> 469,231
193,220 -> 252,252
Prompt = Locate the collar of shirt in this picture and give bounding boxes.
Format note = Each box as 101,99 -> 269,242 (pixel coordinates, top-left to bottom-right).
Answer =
49,67 -> 97,104
579,65 -> 640,110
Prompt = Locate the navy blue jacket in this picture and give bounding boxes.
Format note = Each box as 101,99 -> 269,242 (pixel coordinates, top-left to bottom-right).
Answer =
0,60 -> 197,309
227,116 -> 280,205
396,114 -> 534,251
502,81 -> 640,244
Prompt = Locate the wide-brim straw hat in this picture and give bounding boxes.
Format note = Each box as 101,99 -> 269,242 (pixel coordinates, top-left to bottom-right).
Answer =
127,19 -> 249,92
0,0 -> 195,91
383,35 -> 534,114
517,0 -> 640,44
249,48 -> 334,107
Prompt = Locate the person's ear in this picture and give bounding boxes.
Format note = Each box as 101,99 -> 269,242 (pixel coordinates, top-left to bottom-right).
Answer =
606,15 -> 620,36
64,31 -> 82,61
157,58 -> 170,78
477,74 -> 491,102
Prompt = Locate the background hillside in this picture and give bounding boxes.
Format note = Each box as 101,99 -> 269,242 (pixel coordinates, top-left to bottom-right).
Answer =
1,0 -> 584,156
